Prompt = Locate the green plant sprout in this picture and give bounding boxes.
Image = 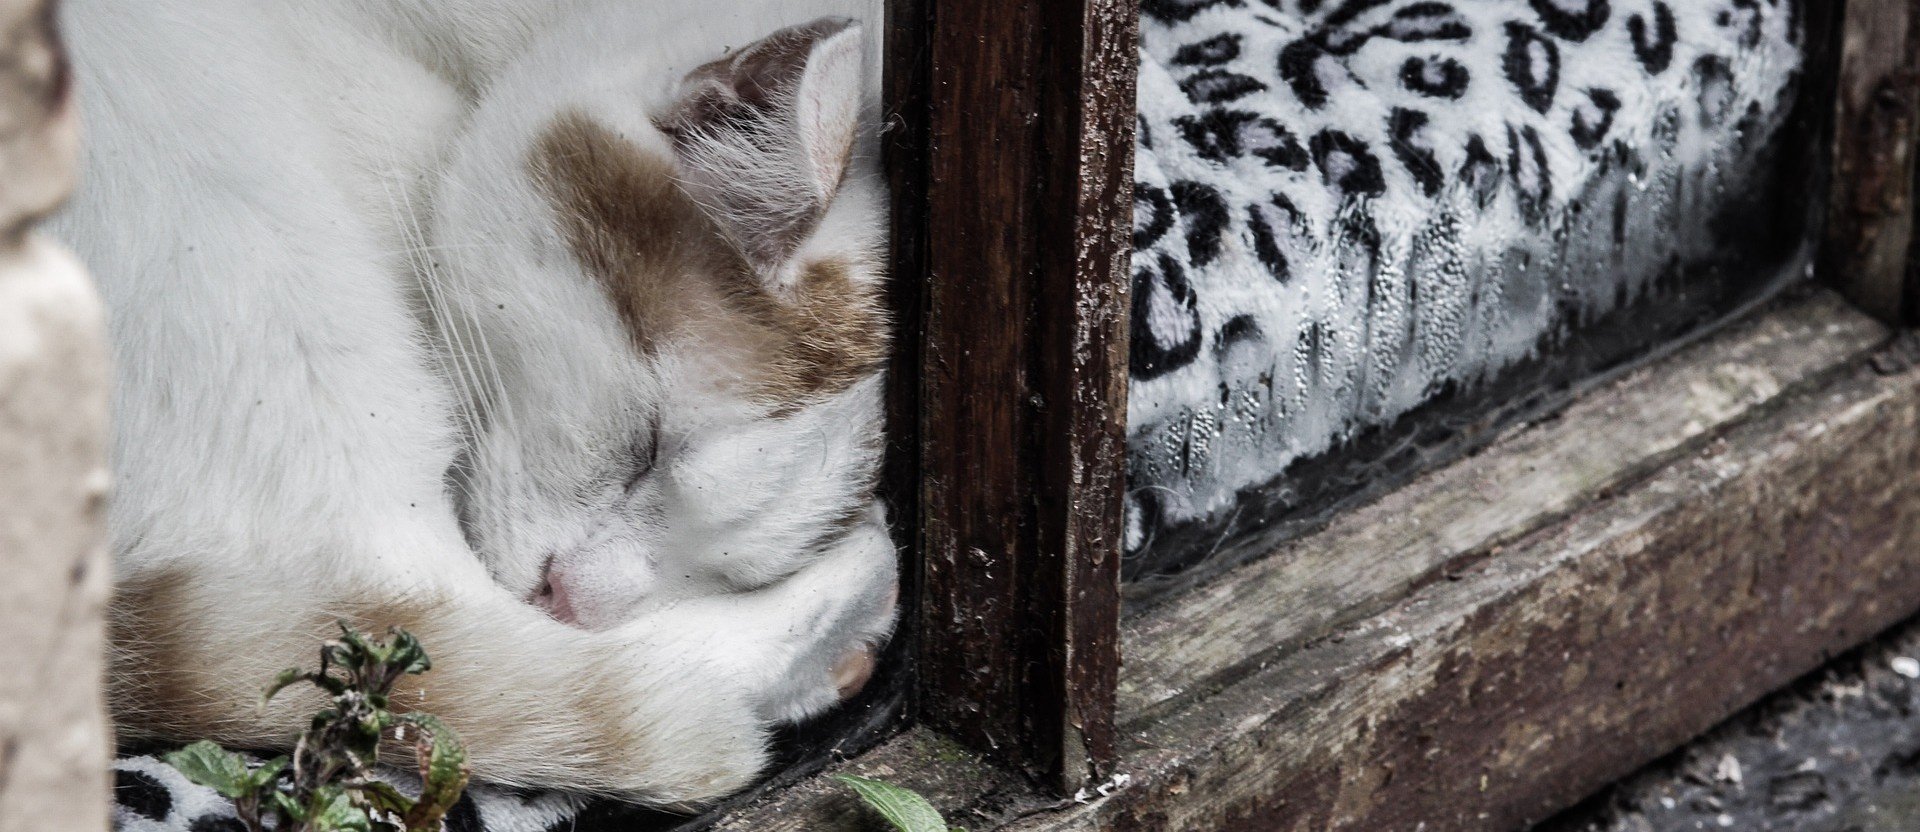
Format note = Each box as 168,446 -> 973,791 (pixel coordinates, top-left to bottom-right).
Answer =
836,774 -> 966,832
164,624 -> 470,832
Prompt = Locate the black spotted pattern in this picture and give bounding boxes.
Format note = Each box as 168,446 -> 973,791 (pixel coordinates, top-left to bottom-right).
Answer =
1180,68 -> 1267,102
1247,195 -> 1307,282
1389,108 -> 1445,197
116,769 -> 174,821
1502,22 -> 1561,113
1134,0 -> 1793,393
1132,254 -> 1205,381
1310,130 -> 1386,197
1143,0 -> 1240,23
1173,33 -> 1242,65
1570,88 -> 1623,149
1628,2 -> 1677,73
1216,314 -> 1264,356
1400,55 -> 1470,98
1506,122 -> 1554,223
1135,183 -> 1176,249
1170,180 -> 1230,266
1380,2 -> 1474,42
1277,40 -> 1334,109
1461,133 -> 1503,208
1528,0 -> 1611,41
1175,110 -> 1308,169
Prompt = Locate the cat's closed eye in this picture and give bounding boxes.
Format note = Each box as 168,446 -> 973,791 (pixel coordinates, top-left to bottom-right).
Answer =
623,421 -> 663,492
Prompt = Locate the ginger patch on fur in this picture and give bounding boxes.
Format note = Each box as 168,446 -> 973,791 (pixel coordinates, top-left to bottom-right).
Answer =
528,112 -> 885,411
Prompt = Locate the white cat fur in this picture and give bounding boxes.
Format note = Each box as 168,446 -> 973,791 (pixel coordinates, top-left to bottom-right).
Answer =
51,0 -> 895,806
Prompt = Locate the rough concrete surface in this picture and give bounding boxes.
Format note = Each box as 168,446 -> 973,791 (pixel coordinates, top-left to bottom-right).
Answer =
1542,613 -> 1920,832
0,0 -> 109,829
0,237 -> 111,832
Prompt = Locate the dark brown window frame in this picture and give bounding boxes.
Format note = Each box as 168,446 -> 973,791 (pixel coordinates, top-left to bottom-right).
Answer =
1825,0 -> 1920,326
883,0 -> 1139,792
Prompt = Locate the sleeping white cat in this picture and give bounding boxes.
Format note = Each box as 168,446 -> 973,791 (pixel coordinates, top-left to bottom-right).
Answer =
52,0 -> 896,806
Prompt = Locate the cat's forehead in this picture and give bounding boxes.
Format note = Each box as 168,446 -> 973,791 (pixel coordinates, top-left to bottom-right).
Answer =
527,112 -> 885,412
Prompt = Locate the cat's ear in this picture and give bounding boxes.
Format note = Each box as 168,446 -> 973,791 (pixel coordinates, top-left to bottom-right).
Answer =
658,18 -> 865,277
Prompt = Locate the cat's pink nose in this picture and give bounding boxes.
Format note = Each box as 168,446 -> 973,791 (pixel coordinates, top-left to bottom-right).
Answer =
831,648 -> 877,700
532,574 -> 579,626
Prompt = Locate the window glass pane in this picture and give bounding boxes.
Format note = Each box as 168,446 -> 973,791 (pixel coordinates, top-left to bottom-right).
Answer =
1125,0 -> 1817,587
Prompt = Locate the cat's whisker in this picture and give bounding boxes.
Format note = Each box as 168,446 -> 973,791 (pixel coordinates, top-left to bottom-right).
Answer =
393,174 -> 495,438
387,170 -> 531,560
384,241 -> 519,254
380,173 -> 524,564
417,177 -> 517,434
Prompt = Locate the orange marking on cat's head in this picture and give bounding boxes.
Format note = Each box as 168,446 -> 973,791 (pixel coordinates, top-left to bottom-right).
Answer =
528,112 -> 886,412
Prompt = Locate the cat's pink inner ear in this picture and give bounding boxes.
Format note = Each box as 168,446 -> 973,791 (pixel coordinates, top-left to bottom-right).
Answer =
659,18 -> 866,275
790,22 -> 863,199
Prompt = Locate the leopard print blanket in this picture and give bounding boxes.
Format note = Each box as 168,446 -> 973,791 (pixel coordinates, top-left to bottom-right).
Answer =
114,0 -> 1805,829
1123,0 -> 1804,577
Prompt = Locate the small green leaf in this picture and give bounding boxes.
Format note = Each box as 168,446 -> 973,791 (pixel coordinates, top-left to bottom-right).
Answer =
388,629 -> 432,676
262,668 -> 310,706
244,756 -> 289,792
836,775 -> 952,832
357,780 -> 413,816
308,786 -> 373,832
327,635 -> 365,674
274,790 -> 308,822
163,741 -> 256,800
337,623 -> 377,655
396,713 -> 470,831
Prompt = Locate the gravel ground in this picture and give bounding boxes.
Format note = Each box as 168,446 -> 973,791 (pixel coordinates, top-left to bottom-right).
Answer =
1539,618 -> 1920,832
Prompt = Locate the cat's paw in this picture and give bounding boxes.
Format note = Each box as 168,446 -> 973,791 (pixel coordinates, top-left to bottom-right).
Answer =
617,505 -> 898,725
575,663 -> 770,805
743,510 -> 899,723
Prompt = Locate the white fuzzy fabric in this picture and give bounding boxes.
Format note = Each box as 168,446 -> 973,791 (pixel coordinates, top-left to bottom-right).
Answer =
1124,0 -> 1803,570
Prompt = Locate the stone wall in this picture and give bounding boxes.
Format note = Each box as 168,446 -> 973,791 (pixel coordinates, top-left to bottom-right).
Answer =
0,0 -> 112,829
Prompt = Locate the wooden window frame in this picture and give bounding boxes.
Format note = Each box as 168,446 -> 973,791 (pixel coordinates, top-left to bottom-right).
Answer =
715,0 -> 1920,828
885,0 -> 1138,793
1825,0 -> 1920,325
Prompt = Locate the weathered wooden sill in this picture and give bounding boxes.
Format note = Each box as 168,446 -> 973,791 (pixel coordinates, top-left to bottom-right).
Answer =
715,288 -> 1920,832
